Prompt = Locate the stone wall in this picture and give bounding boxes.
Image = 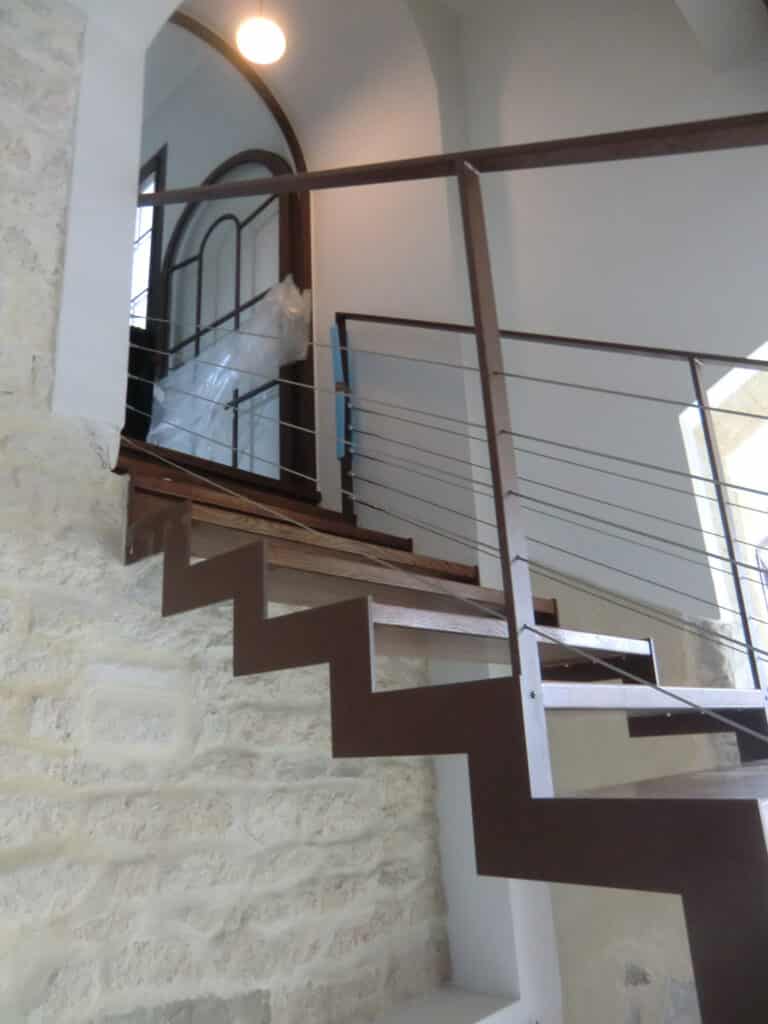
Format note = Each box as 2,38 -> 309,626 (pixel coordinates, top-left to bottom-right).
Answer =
0,2 -> 448,1021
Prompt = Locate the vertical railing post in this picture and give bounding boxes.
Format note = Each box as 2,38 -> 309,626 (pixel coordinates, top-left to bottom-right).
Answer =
688,356 -> 764,694
195,255 -> 203,358
231,388 -> 240,470
456,161 -> 553,798
234,222 -> 242,332
336,314 -> 355,521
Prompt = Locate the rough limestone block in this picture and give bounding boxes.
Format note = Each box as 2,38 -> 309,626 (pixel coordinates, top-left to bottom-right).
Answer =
0,793 -> 75,849
85,793 -> 235,845
97,991 -> 270,1024
82,686 -> 180,753
0,858 -> 100,919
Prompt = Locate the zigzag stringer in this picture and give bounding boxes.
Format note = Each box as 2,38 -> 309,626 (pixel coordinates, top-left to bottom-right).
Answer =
149,503 -> 768,1023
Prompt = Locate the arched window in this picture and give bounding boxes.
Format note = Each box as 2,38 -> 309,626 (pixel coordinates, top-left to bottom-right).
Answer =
123,15 -> 315,498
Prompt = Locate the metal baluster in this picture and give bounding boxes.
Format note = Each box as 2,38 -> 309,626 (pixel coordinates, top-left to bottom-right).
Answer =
457,160 -> 553,798
231,388 -> 240,469
688,356 -> 764,694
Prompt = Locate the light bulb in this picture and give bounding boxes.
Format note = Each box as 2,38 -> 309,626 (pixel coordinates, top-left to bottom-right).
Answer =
236,16 -> 287,65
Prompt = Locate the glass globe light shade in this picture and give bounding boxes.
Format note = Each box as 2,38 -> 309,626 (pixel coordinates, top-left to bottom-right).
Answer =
236,16 -> 287,65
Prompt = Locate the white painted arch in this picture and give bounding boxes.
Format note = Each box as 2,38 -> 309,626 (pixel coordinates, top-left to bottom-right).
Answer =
52,4 -> 562,1018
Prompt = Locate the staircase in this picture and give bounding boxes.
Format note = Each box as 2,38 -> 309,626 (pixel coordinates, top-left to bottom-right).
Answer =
120,477 -> 768,1024
127,114 -> 768,1022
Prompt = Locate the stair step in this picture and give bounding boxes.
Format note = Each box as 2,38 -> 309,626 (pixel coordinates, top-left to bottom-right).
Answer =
117,442 -> 330,514
583,761 -> 768,801
372,604 -> 654,680
126,472 -> 414,552
191,503 -> 479,584
125,487 -> 559,624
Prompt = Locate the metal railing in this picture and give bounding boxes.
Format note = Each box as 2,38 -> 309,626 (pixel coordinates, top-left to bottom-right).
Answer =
135,110 -> 768,781
127,109 -> 768,1020
335,311 -> 768,696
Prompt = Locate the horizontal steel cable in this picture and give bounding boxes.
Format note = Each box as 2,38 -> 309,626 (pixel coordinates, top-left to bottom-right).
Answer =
511,488 -> 760,577
527,534 -> 767,633
514,444 -> 768,521
354,448 -> 493,495
524,560 -> 768,664
352,404 -> 486,443
523,624 -> 768,750
137,311 -> 768,426
352,474 -> 498,531
128,372 -> 314,439
347,486 -> 768,663
341,490 -> 502,560
124,404 -> 317,484
128,359 -> 496,482
121,436 -> 768,680
355,472 -> 767,617
128,338 -> 486,435
506,429 -> 768,503
129,350 -> 762,546
518,502 -> 767,611
516,473 -> 732,546
122,437 -> 506,624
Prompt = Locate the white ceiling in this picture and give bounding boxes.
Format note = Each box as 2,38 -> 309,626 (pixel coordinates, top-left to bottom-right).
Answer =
428,0 -> 498,15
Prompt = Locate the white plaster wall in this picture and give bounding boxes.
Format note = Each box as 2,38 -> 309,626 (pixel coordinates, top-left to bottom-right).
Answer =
449,5 -> 766,1020
53,0 -> 178,435
2,4 -> 450,1020
458,0 -> 768,621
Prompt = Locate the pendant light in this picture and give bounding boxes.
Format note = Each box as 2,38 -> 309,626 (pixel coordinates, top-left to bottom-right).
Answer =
236,2 -> 287,65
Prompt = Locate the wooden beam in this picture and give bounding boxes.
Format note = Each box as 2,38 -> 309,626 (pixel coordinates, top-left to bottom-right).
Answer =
139,112 -> 768,207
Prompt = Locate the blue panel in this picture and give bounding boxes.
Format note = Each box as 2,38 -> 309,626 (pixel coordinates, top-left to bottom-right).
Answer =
330,325 -> 347,460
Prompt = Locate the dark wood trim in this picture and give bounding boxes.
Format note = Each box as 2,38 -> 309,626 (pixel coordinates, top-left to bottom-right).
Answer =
335,314 -> 356,522
457,161 -> 553,799
131,501 -> 768,1023
169,11 -> 311,291
140,110 -> 768,209
338,311 -> 768,372
118,439 -> 320,506
147,14 -> 315,494
157,146 -> 316,491
161,147 -> 300,306
170,12 -> 307,175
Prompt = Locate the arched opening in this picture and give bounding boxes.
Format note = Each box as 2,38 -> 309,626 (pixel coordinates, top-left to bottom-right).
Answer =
121,14 -> 315,497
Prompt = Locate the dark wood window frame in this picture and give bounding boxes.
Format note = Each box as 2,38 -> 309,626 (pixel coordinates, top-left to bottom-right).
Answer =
123,13 -> 316,504
141,144 -> 168,333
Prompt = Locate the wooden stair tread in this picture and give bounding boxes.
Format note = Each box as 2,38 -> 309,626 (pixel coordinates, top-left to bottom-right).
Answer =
126,487 -> 559,624
581,761 -> 768,801
371,603 -> 653,677
128,472 -> 415,553
191,504 -> 479,584
117,444 -> 328,514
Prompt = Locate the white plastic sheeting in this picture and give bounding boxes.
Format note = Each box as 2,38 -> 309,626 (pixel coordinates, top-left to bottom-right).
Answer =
148,277 -> 311,475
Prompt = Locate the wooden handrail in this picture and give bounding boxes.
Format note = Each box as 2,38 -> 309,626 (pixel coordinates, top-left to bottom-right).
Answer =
337,311 -> 768,372
139,111 -> 768,208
